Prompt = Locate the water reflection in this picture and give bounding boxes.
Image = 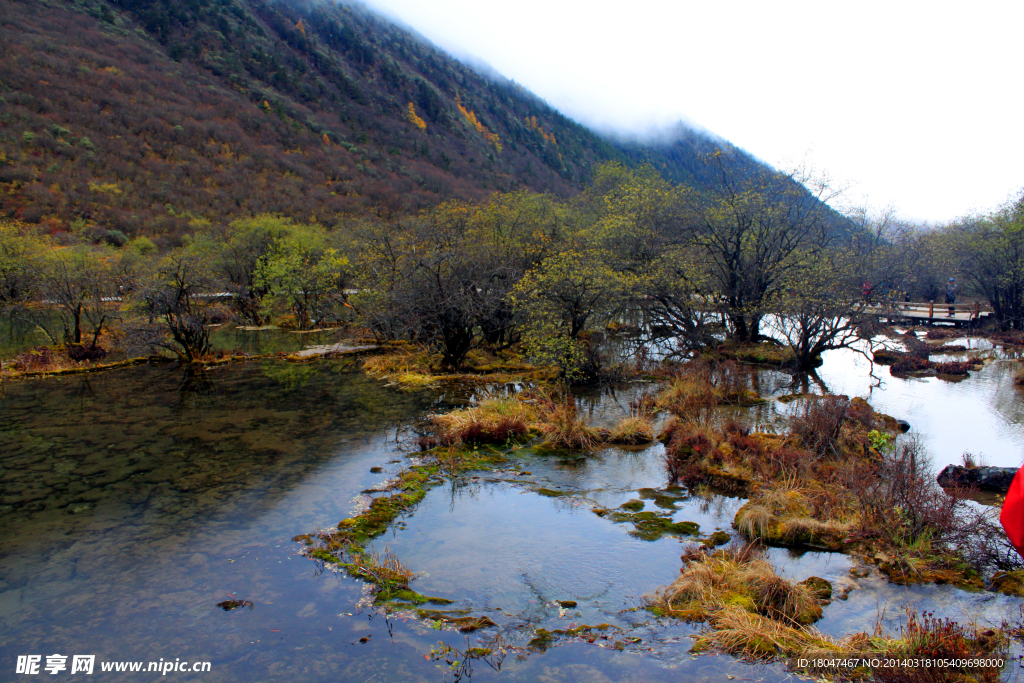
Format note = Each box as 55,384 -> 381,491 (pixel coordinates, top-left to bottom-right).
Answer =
3,344 -> 1023,681
812,340 -> 1024,468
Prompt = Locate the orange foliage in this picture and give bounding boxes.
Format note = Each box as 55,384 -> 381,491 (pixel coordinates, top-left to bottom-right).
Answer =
456,95 -> 501,152
525,115 -> 556,146
406,102 -> 427,132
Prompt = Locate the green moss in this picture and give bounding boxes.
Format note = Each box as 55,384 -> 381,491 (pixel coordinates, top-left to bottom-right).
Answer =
528,628 -> 555,651
724,593 -> 756,611
652,495 -> 679,510
620,499 -> 645,511
991,571 -> 1024,597
310,548 -> 342,564
465,648 -> 493,657
415,609 -> 495,632
776,393 -> 816,403
798,577 -> 833,601
701,530 -> 731,547
629,517 -> 700,541
379,589 -> 453,606
537,488 -> 575,497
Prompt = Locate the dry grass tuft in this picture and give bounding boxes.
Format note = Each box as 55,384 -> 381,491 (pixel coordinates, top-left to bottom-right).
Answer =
538,392 -> 602,450
735,504 -> 778,539
736,484 -> 854,549
362,349 -> 435,380
430,394 -> 538,445
696,605 -> 842,659
657,368 -> 719,422
391,372 -> 436,387
608,415 -> 655,445
648,542 -> 826,628
352,546 -> 416,587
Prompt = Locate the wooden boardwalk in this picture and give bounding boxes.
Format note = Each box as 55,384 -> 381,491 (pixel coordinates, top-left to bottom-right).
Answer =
865,301 -> 991,327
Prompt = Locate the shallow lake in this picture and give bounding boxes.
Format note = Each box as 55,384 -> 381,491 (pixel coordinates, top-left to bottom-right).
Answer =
1,341 -> 1022,681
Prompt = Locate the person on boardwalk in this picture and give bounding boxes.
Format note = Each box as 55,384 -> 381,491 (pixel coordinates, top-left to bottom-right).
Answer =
945,277 -> 958,317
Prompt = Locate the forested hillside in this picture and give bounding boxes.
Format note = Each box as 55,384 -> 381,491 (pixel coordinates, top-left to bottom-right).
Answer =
0,0 -> 770,245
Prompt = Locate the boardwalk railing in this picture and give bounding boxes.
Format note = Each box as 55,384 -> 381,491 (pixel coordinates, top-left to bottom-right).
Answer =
865,300 -> 990,326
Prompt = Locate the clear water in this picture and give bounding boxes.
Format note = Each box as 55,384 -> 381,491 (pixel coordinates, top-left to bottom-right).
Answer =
1,345 -> 1022,681
0,315 -> 349,360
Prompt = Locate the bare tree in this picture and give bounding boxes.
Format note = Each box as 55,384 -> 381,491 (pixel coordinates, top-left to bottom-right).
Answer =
685,152 -> 844,342
138,250 -> 217,362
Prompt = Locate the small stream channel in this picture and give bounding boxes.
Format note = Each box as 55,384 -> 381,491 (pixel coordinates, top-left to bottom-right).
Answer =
1,330 -> 1023,681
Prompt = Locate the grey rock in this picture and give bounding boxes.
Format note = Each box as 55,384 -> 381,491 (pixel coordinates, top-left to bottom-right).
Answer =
936,465 -> 1017,492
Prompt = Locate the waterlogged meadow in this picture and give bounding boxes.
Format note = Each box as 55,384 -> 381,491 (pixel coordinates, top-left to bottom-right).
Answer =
1,333 -> 1023,682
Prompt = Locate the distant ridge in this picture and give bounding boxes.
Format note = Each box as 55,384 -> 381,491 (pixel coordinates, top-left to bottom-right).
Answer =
0,0 -> 776,242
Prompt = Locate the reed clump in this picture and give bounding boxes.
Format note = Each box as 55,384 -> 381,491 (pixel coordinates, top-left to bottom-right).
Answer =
430,394 -> 539,445
536,391 -> 602,450
647,543 -> 827,628
351,546 -> 416,588
608,414 -> 655,445
362,348 -> 438,386
735,483 -> 854,551
932,361 -> 970,376
608,396 -> 657,445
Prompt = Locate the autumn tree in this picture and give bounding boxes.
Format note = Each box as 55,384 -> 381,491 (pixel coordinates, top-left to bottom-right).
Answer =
945,193 -> 1024,329
761,249 -> 866,370
0,219 -> 47,306
582,164 -> 718,351
253,224 -> 350,329
203,216 -> 298,325
138,250 -> 218,362
34,246 -> 114,347
352,194 -> 558,368
685,152 -> 844,342
511,248 -> 629,380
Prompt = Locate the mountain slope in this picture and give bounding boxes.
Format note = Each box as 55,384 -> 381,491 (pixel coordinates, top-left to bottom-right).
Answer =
0,0 -> 770,243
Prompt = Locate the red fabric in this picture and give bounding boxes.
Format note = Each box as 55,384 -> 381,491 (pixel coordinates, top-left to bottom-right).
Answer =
1001,467 -> 1024,558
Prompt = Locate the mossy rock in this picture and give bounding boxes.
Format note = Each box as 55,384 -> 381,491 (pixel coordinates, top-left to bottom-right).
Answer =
990,571 -> 1024,597
537,488 -> 575,497
701,530 -> 731,548
418,609 -> 496,632
652,495 -> 680,510
798,576 -> 833,601
620,499 -> 645,512
879,562 -> 985,592
776,393 -> 816,403
380,589 -> 452,606
629,517 -> 700,541
528,628 -> 555,651
556,623 -> 612,637
309,548 -> 341,564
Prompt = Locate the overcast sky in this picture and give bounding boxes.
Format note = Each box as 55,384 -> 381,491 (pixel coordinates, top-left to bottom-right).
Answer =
360,0 -> 1022,224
